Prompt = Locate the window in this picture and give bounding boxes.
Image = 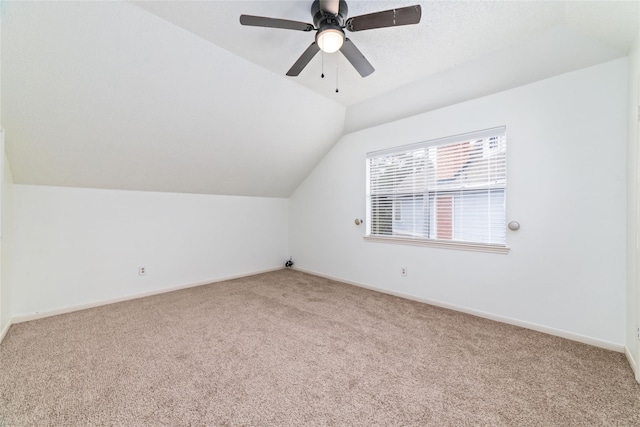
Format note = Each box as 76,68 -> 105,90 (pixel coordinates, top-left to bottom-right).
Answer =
366,127 -> 507,251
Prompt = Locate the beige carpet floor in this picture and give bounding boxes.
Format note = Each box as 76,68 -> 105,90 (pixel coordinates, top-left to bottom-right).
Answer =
0,269 -> 639,426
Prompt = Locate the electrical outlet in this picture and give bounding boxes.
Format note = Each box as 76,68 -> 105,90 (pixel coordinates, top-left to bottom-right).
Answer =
401,267 -> 407,277
139,266 -> 147,276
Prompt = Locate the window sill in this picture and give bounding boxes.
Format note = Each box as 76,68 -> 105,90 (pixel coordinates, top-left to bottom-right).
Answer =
363,235 -> 510,254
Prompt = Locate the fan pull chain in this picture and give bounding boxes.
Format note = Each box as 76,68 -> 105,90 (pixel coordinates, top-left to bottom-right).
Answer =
335,64 -> 339,93
321,51 -> 325,78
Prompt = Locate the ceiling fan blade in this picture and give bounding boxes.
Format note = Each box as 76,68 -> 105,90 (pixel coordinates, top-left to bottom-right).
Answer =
286,42 -> 321,76
339,38 -> 374,77
345,5 -> 422,32
240,15 -> 314,32
319,0 -> 340,15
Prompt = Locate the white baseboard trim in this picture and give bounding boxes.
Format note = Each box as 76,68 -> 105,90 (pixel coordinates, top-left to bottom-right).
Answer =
0,318 -> 12,345
12,267 -> 284,324
625,346 -> 638,381
295,267 -> 625,353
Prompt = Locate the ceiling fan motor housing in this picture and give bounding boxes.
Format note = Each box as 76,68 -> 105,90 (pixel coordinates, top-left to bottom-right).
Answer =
311,0 -> 348,28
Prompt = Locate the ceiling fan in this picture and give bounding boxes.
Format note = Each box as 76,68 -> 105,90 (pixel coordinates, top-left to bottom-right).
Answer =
240,0 -> 422,78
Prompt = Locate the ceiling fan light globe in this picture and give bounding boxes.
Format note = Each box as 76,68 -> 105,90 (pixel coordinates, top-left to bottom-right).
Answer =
317,29 -> 344,53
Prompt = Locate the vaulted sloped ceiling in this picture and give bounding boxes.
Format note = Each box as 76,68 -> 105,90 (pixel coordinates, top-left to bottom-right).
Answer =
1,1 -> 345,197
1,1 -> 638,197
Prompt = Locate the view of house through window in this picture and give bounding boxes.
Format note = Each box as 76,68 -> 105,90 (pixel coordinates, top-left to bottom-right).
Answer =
366,127 -> 507,247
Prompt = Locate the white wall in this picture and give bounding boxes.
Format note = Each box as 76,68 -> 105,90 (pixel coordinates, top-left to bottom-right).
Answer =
290,58 -> 628,349
0,150 -> 11,335
627,34 -> 640,375
11,185 -> 289,318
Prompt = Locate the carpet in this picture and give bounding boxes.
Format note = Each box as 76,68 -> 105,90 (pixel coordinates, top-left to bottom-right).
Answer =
1,269 -> 638,426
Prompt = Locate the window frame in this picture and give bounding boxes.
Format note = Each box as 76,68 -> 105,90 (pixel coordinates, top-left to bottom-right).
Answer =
364,127 -> 509,254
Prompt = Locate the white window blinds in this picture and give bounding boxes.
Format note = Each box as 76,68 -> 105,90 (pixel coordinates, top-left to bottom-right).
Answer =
366,127 -> 507,247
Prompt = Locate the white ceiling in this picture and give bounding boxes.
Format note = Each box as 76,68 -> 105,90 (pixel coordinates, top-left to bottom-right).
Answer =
1,1 -> 638,197
134,0 -> 639,106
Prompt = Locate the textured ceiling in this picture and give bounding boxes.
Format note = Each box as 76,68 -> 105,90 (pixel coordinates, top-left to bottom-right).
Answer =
134,0 -> 639,106
1,1 -> 638,197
